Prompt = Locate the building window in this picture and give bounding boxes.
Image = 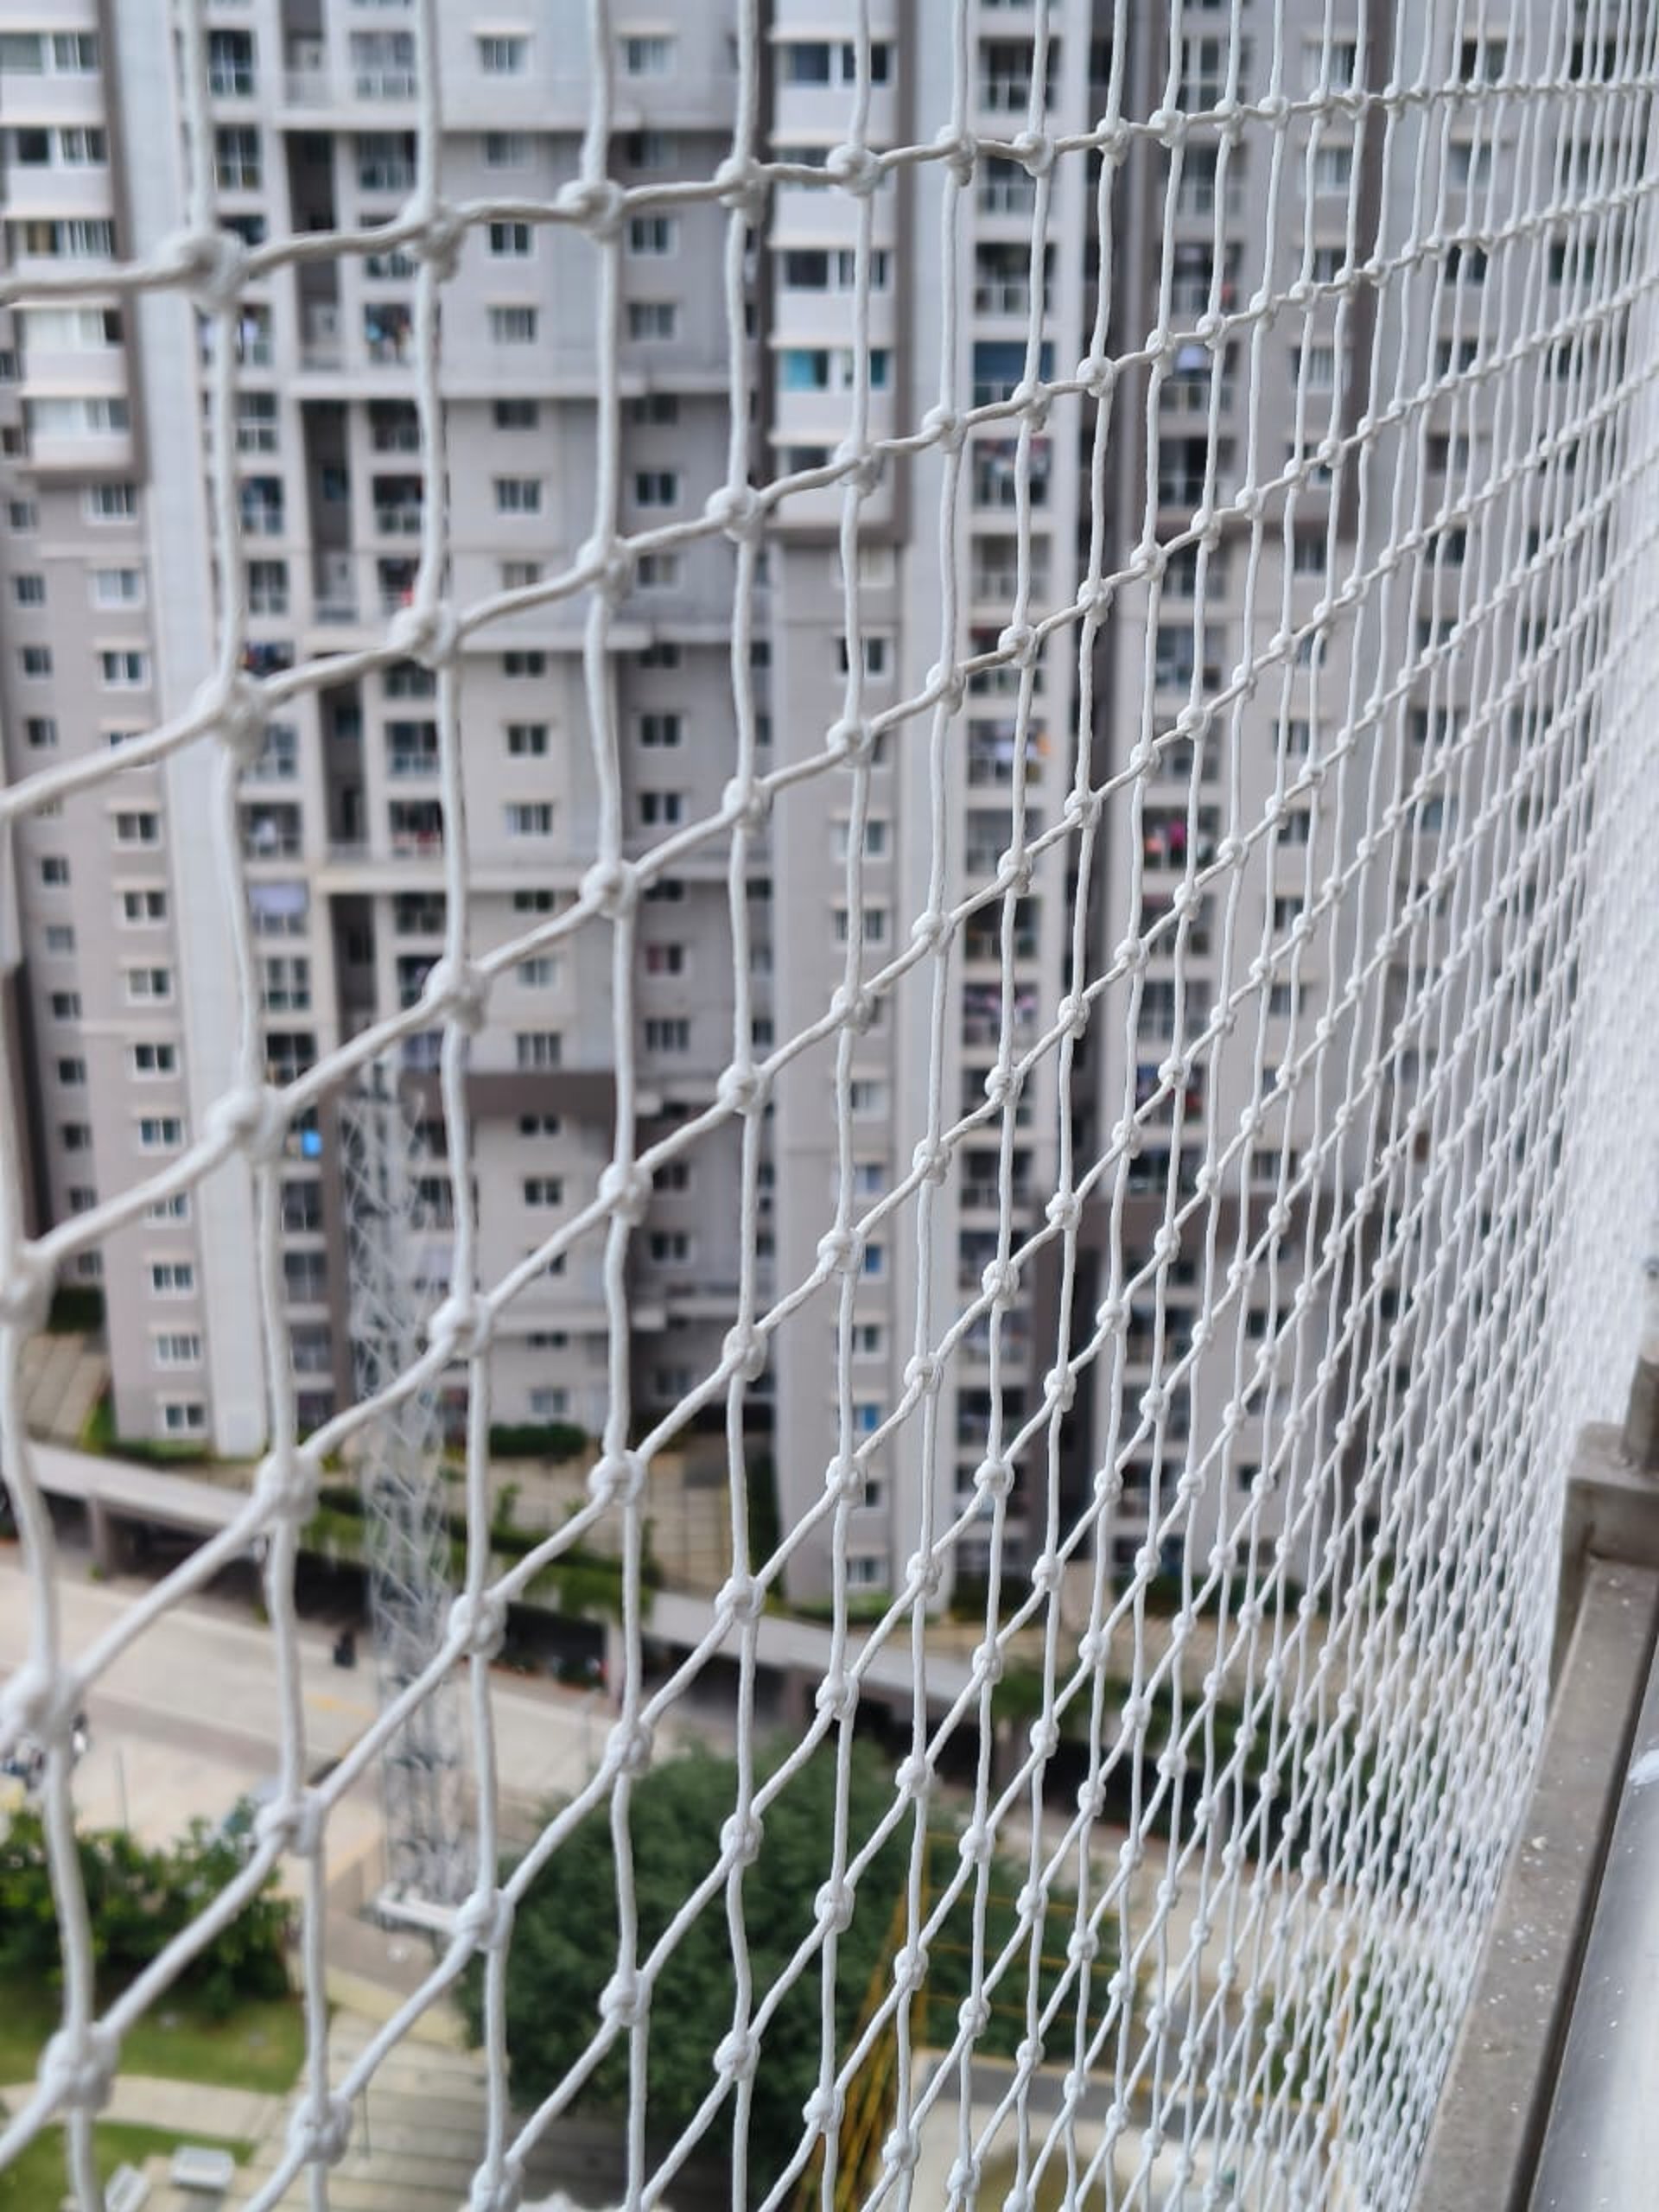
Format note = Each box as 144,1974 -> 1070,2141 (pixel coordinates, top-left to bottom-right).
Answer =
626,301 -> 679,341
100,650 -> 149,688
627,394 -> 680,427
127,966 -> 173,1001
645,1018 -> 690,1052
485,131 -> 531,168
138,1116 -> 185,1150
25,716 -> 56,748
20,645 -> 53,677
635,552 -> 680,589
488,219 -> 533,257
92,566 -> 143,607
48,991 -> 81,1020
516,1031 -> 563,1070
121,888 -> 168,924
12,574 -> 44,606
214,124 -> 261,188
633,470 -> 678,507
86,483 -> 136,522
44,926 -> 74,954
626,215 -> 677,257
518,1113 -> 562,1137
620,34 -> 675,76
478,35 -> 528,74
506,802 -> 555,837
506,722 -> 548,756
494,475 -> 543,513
40,857 -> 70,887
150,1262 -> 196,1295
132,1042 -> 179,1076
8,499 -> 37,531
114,810 -> 161,846
516,956 -> 557,988
493,397 -> 539,429
155,1333 -> 203,1368
56,1058 -> 86,1086
523,1176 -> 563,1205
638,791 -> 684,826
639,713 -> 682,747
488,305 -> 538,344
503,649 -> 547,676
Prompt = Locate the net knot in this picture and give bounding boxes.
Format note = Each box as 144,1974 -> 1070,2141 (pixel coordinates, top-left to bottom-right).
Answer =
1146,107 -> 1185,149
920,404 -> 967,454
893,1751 -> 931,1802
599,1969 -> 646,2028
605,1718 -> 655,1778
555,176 -> 625,236
448,1591 -> 508,1662
1028,1715 -> 1059,1759
825,142 -> 883,198
716,1062 -> 770,1116
428,1292 -> 491,1363
423,956 -> 489,1034
997,620 -> 1038,667
905,1550 -> 944,1601
829,715 -> 878,766
598,1160 -> 652,1225
982,1064 -> 1023,1113
933,126 -> 977,185
948,2156 -> 983,2199
911,1140 -> 949,1187
712,154 -> 766,220
212,671 -> 269,767
454,1885 -> 514,1954
288,2091 -> 353,2168
1010,130 -> 1056,177
802,2085 -> 844,2137
409,200 -> 466,281
1079,353 -> 1115,402
0,1247 -> 53,1335
815,1878 -> 856,1933
716,1575 -> 765,1629
830,982 -> 877,1034
817,1227 -> 862,1279
815,1672 -> 859,1724
39,2024 -> 116,2117
973,1451 -> 1013,1503
255,1444 -> 321,1527
209,1082 -> 290,1162
581,857 -> 639,919
721,1809 -> 765,1866
902,1351 -> 941,1396
1046,1189 -> 1082,1234
971,1638 -> 1006,1688
891,1945 -> 929,1998
909,907 -> 950,955
704,482 -> 766,542
833,437 -> 885,495
386,600 -> 459,669
255,1786 -> 324,1859
588,1450 -> 646,1508
721,1324 -> 767,1384
715,2027 -> 761,2083
168,226 -> 249,314
980,1256 -> 1020,1307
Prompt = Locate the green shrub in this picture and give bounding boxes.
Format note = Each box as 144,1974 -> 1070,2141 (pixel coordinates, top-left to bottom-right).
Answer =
488,1421 -> 588,1461
0,1812 -> 290,2018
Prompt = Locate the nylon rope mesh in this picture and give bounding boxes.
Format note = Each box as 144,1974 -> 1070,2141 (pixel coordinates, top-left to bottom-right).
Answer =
0,2 -> 1656,2209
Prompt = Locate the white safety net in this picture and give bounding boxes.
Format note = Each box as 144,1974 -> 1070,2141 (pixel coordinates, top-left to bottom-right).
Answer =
2,3 -> 1659,2209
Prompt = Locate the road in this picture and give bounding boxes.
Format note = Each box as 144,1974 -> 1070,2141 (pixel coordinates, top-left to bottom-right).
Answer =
0,1546 -> 624,1884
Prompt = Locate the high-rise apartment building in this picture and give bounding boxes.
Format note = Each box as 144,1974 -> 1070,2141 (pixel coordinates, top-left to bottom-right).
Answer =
0,2 -> 1604,1606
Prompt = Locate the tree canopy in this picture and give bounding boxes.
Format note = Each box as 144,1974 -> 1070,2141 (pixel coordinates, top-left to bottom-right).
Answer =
465,1743 -> 1105,2204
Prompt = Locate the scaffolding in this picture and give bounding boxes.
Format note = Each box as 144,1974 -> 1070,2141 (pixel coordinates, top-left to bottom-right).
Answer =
339,1069 -> 468,1908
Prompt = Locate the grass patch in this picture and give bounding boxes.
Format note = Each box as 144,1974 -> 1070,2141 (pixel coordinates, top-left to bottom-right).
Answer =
977,2154 -> 1071,2212
0,1985 -> 303,2099
0,2121 -> 253,2207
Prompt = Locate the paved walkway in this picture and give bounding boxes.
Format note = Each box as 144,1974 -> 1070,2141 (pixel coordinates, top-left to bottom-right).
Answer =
0,2074 -> 283,2145
16,1330 -> 106,1445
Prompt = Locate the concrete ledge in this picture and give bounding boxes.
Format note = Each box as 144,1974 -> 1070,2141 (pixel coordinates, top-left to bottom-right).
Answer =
1412,1558 -> 1659,2212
